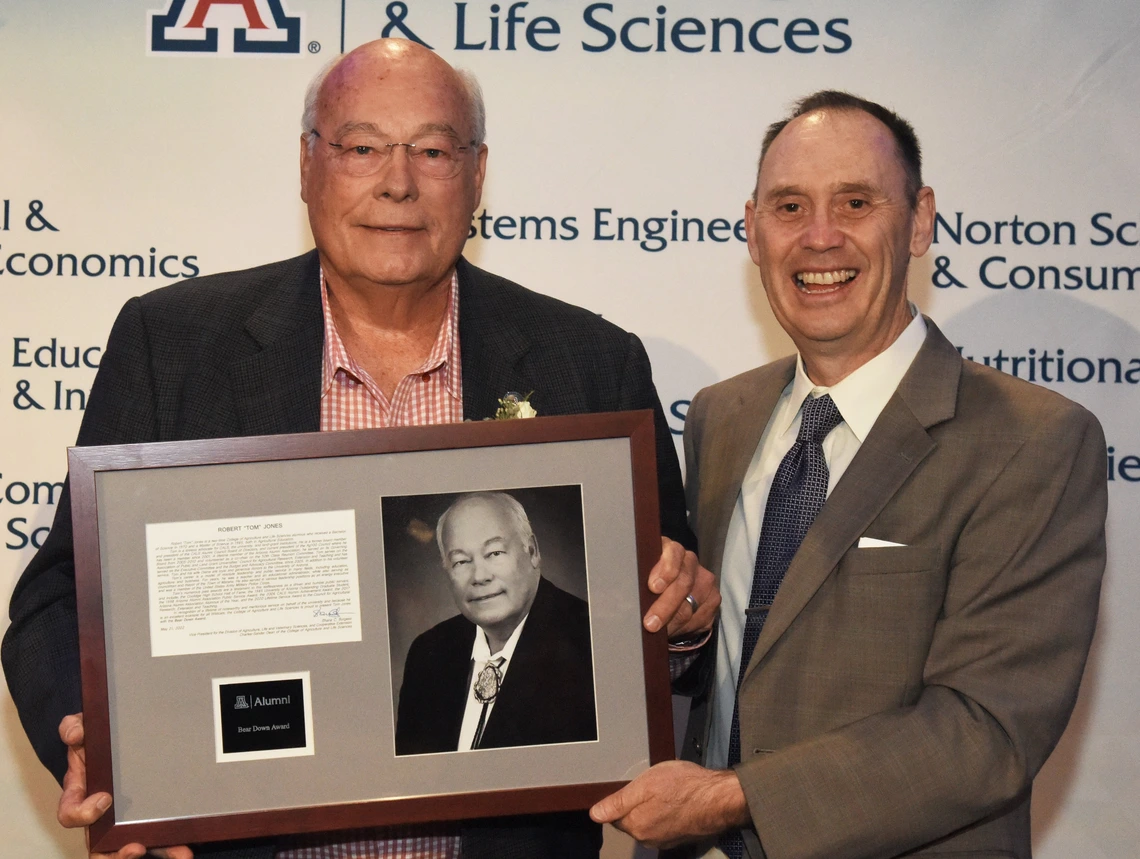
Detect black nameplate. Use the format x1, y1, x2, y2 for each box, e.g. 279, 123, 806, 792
218, 678, 307, 754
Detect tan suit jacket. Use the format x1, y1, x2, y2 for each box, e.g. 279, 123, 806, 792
680, 320, 1107, 859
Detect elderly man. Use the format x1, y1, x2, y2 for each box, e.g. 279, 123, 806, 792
3, 39, 716, 859
396, 492, 596, 755
592, 91, 1108, 859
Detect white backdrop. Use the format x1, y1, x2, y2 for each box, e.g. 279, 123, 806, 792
2, 1, 1137, 856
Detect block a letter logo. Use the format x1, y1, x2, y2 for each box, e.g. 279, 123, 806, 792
149, 0, 301, 55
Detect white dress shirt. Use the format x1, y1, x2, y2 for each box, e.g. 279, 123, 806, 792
457, 614, 529, 750
705, 311, 928, 770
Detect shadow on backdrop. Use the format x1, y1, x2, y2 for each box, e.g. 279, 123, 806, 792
943, 291, 1137, 846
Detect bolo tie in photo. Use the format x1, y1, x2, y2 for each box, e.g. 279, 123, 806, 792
470, 656, 505, 750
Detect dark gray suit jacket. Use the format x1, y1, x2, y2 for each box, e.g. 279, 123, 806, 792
3, 250, 691, 859
676, 320, 1107, 859
396, 577, 597, 756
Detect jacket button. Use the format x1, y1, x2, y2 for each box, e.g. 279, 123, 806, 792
692, 737, 702, 753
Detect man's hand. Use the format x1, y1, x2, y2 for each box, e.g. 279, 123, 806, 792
590, 760, 750, 848
57, 714, 194, 859
643, 537, 720, 638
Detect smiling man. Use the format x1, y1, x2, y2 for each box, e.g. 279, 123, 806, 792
591, 91, 1108, 859
3, 38, 714, 859
395, 492, 596, 756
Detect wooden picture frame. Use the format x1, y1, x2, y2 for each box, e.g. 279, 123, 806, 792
68, 411, 673, 852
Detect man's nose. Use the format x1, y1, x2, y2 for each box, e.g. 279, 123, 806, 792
801, 207, 845, 251
372, 145, 419, 202
470, 559, 494, 584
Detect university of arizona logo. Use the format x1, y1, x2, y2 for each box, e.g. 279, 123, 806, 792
149, 0, 302, 54
233, 695, 251, 709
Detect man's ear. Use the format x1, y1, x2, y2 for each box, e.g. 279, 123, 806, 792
526, 535, 541, 568
909, 186, 936, 257
472, 143, 488, 210
744, 198, 763, 267
300, 134, 312, 204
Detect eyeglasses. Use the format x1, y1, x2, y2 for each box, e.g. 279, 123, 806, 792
310, 129, 474, 180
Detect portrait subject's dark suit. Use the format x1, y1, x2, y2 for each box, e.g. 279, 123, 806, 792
678, 319, 1107, 859
395, 576, 597, 756
2, 250, 691, 859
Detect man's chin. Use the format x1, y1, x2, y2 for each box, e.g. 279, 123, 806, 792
462, 602, 506, 624
354, 263, 427, 286
349, 260, 457, 291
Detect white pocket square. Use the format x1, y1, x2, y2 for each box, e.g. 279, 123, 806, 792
857, 537, 907, 548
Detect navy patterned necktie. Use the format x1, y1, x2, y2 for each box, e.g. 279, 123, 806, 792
722, 393, 843, 858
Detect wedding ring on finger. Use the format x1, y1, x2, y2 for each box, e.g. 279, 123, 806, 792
685, 593, 700, 614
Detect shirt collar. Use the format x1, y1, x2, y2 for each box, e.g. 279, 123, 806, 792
319, 268, 462, 400
783, 306, 927, 442
471, 610, 529, 663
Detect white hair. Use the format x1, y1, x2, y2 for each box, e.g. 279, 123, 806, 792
456, 69, 487, 148
436, 492, 534, 560
300, 54, 344, 149
300, 54, 487, 151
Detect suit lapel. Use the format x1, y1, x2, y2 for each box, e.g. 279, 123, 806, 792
230, 251, 324, 436
481, 578, 555, 744
742, 320, 962, 678
442, 621, 478, 748
456, 258, 535, 421
703, 360, 795, 578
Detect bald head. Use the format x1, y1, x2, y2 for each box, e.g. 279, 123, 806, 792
301, 39, 485, 149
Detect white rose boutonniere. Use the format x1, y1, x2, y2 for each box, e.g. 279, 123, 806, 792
493, 391, 537, 420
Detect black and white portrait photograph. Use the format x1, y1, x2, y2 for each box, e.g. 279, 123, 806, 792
381, 485, 598, 756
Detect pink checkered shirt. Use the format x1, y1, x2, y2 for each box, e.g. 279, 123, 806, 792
275, 270, 462, 859
316, 272, 463, 431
